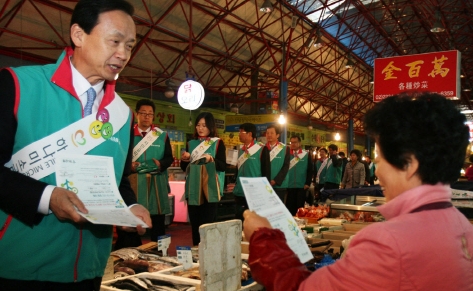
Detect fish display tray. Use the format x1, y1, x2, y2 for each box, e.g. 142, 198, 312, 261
100, 272, 200, 291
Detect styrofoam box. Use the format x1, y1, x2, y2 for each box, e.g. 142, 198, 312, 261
100, 272, 200, 291
319, 218, 348, 225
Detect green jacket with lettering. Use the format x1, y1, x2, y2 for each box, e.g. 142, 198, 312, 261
184, 138, 225, 204
325, 155, 343, 184
0, 48, 132, 283
133, 125, 171, 215
287, 150, 312, 188
233, 142, 265, 197
269, 143, 289, 189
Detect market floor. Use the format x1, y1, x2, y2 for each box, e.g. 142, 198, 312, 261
113, 223, 193, 257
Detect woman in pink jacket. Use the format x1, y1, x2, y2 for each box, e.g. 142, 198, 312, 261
243, 92, 473, 291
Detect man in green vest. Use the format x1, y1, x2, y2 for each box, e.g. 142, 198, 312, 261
0, 1, 151, 289
324, 144, 343, 190
233, 123, 271, 221
265, 124, 290, 202
314, 147, 329, 202
286, 136, 313, 215
128, 99, 173, 244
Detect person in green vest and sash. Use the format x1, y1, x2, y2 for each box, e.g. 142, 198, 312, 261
126, 99, 173, 245
324, 144, 343, 190
0, 1, 151, 289
286, 136, 313, 215
180, 112, 226, 246
314, 147, 329, 202
265, 124, 290, 202
233, 123, 271, 221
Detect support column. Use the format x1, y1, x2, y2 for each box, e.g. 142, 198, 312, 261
280, 80, 288, 144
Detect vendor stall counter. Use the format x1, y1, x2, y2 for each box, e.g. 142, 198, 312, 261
321, 185, 384, 204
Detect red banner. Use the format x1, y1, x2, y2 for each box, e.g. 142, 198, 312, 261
373, 50, 461, 102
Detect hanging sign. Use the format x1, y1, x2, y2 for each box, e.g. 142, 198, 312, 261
373, 50, 461, 102
177, 80, 205, 110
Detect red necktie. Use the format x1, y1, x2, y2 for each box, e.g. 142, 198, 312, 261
141, 132, 147, 137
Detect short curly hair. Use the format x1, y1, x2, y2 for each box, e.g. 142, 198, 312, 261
364, 92, 469, 184
350, 149, 362, 161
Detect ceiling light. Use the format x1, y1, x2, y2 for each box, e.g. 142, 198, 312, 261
431, 9, 445, 33
345, 57, 354, 69
278, 114, 286, 124
260, 0, 273, 13
306, 38, 315, 48
464, 88, 472, 92
461, 110, 473, 114
164, 80, 175, 98
230, 103, 239, 113
314, 28, 324, 49
334, 132, 341, 141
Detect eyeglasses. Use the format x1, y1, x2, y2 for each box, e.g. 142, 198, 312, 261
138, 112, 154, 118
239, 131, 247, 134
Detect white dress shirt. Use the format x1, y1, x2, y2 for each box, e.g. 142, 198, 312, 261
38, 59, 105, 214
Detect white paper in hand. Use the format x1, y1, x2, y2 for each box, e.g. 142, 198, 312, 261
240, 177, 313, 263
55, 154, 148, 227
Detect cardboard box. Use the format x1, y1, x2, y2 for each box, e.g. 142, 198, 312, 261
342, 222, 372, 232
321, 231, 354, 240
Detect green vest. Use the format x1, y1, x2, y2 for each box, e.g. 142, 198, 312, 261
369, 162, 376, 177
184, 139, 225, 204
134, 129, 170, 215
315, 159, 328, 184
269, 144, 288, 188
287, 152, 310, 188
0, 57, 131, 282
233, 143, 264, 197
325, 157, 343, 184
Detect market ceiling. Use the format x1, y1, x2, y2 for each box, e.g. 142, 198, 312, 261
1, 0, 472, 133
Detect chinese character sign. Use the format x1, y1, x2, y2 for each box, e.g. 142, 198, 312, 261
373, 50, 461, 102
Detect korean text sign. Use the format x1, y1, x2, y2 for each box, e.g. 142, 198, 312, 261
373, 50, 461, 102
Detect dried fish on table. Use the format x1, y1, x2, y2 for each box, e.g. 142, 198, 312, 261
147, 261, 179, 272
114, 265, 136, 275
115, 259, 150, 273
114, 271, 132, 279
111, 278, 147, 291
109, 277, 196, 291
171, 267, 201, 280
111, 248, 142, 261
